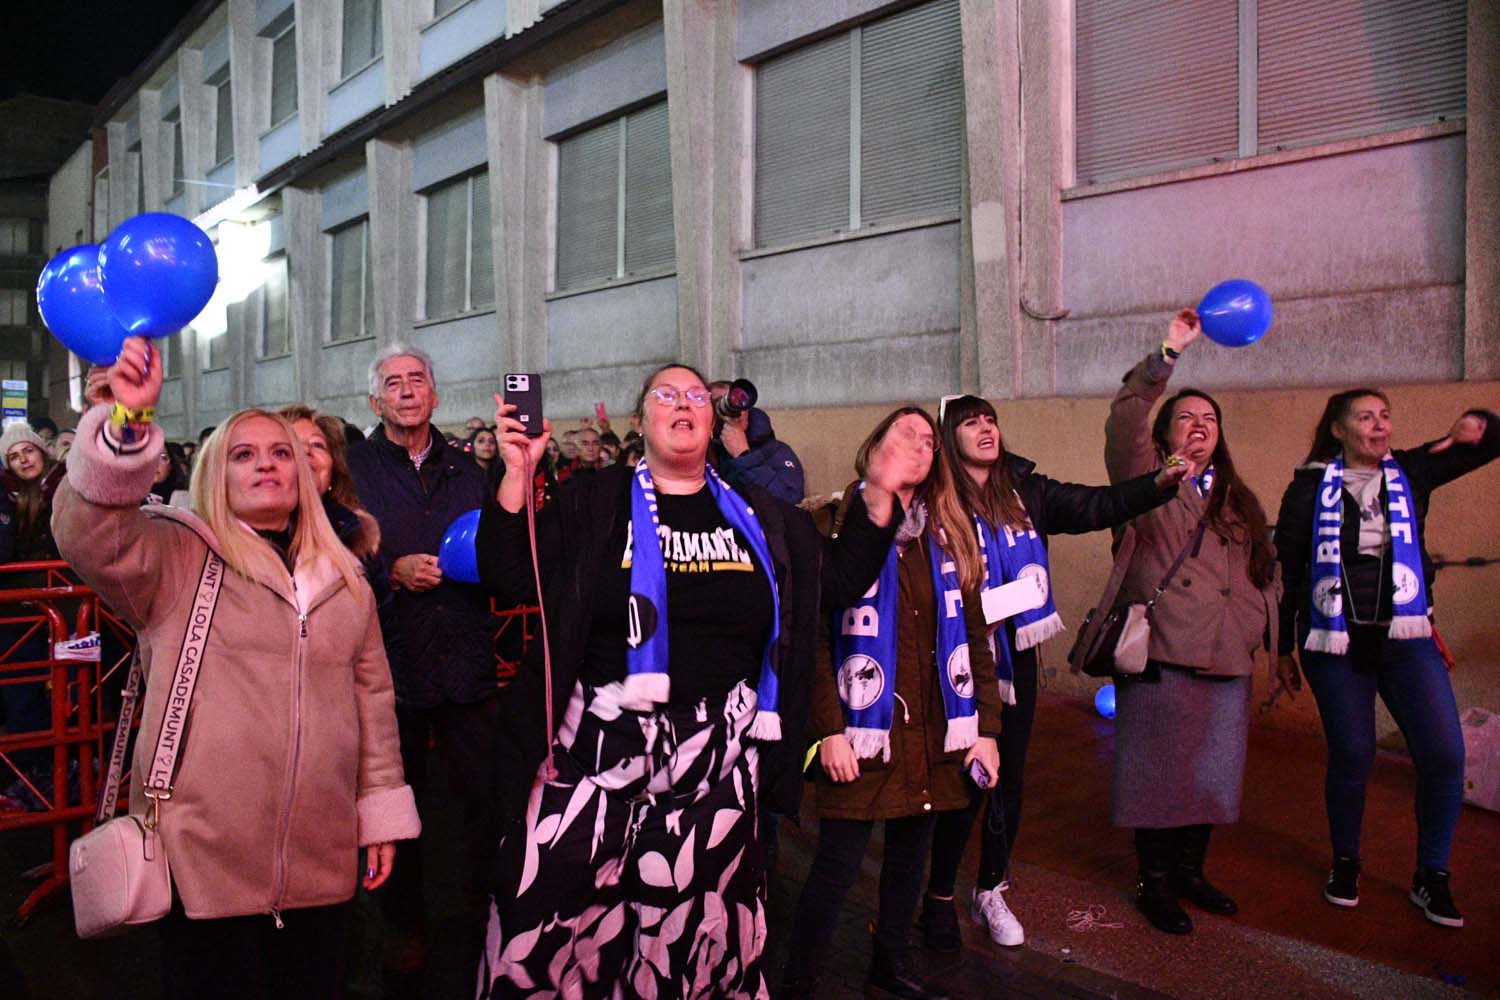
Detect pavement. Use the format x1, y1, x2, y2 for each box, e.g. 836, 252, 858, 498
3, 690, 1497, 999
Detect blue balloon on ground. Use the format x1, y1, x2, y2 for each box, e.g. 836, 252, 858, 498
99, 213, 219, 337
438, 508, 483, 584
1094, 683, 1116, 719
1196, 279, 1273, 347
35, 245, 131, 365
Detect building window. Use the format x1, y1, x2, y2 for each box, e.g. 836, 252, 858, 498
164, 331, 183, 379
93, 168, 110, 238
0, 219, 31, 256
424, 172, 493, 319
261, 255, 290, 357
203, 329, 229, 371
213, 80, 234, 166
1074, 0, 1468, 185
434, 0, 470, 17
753, 0, 963, 248
555, 100, 675, 291
163, 112, 185, 198
0, 289, 29, 326
130, 142, 145, 213
329, 219, 374, 342
341, 0, 382, 78
270, 26, 299, 126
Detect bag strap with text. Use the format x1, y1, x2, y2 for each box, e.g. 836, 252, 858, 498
95, 551, 225, 826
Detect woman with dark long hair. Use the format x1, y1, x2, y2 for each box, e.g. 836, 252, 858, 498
1102, 309, 1281, 936
920, 395, 1182, 951
781, 406, 1001, 1000
1274, 389, 1498, 927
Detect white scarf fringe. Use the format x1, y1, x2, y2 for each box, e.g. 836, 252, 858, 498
1304, 628, 1350, 655
1013, 611, 1065, 652
846, 727, 892, 763
942, 712, 979, 753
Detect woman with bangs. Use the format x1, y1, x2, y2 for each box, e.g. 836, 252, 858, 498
1103, 310, 1281, 936
781, 406, 1005, 1000
53, 337, 418, 998
920, 394, 1183, 953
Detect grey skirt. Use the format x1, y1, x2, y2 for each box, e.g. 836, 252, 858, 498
1111, 662, 1251, 828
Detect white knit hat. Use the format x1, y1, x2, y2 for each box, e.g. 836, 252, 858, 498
1, 422, 49, 467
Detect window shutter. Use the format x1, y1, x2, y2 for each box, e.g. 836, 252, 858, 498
330, 222, 364, 341
623, 101, 675, 275
263, 257, 289, 356
215, 82, 234, 165
342, 0, 380, 76
170, 120, 185, 196
271, 28, 298, 125
861, 0, 963, 227
425, 179, 468, 318
362, 222, 375, 337
1258, 0, 1466, 152
755, 32, 852, 247
470, 174, 495, 309
1074, 0, 1239, 183
435, 0, 467, 17
556, 121, 621, 290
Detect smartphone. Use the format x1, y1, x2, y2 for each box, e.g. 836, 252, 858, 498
594, 401, 608, 424
967, 758, 991, 789
504, 373, 544, 437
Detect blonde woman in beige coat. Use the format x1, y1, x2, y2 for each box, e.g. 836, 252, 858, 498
53, 337, 420, 999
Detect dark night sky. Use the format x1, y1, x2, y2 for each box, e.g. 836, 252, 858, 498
0, 0, 201, 105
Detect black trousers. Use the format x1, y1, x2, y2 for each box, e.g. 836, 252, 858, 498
929, 652, 1038, 895
783, 813, 937, 980
158, 900, 351, 1000
377, 698, 501, 948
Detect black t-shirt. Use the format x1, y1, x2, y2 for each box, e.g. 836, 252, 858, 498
584, 485, 774, 705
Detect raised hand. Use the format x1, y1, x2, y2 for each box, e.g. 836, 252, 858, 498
1164, 308, 1202, 356
1428, 412, 1487, 453
494, 396, 552, 512
107, 337, 164, 412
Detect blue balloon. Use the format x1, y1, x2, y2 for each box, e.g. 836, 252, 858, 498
438, 508, 483, 584
1196, 279, 1273, 348
35, 245, 131, 365
1094, 683, 1116, 719
99, 213, 219, 337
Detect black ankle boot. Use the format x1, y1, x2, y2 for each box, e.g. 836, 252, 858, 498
919, 893, 962, 953
1173, 824, 1238, 915
1135, 828, 1192, 935
865, 942, 951, 1000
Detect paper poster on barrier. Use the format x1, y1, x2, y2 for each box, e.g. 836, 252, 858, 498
55, 632, 102, 662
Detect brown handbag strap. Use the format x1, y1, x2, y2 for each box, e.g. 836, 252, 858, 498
1091, 515, 1207, 615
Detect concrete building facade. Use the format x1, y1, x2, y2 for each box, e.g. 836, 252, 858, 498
43, 0, 1500, 724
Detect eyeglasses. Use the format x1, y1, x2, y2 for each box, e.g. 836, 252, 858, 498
648, 385, 711, 408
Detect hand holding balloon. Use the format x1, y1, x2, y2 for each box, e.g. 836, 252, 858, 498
107, 337, 164, 412
1163, 309, 1202, 357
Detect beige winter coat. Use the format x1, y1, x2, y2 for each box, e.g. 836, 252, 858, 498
53, 405, 419, 920
1105, 355, 1280, 677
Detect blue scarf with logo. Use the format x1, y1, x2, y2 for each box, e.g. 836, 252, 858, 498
1304, 454, 1431, 655
975, 501, 1062, 706
622, 460, 783, 740
831, 500, 977, 761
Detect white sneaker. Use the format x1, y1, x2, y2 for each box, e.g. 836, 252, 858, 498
972, 883, 1025, 946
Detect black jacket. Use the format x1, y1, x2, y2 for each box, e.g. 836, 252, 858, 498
1004, 452, 1171, 546
1274, 411, 1500, 654
324, 496, 410, 702
348, 425, 495, 707
476, 463, 897, 827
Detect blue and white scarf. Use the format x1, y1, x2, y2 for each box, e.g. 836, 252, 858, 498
832, 502, 977, 761
1193, 465, 1216, 498
622, 460, 784, 740
975, 502, 1063, 706
1304, 454, 1431, 655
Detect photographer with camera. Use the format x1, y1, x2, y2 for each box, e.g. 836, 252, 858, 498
711, 379, 806, 506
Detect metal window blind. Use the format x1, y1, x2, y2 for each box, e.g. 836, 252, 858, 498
207, 331, 229, 370
342, 0, 381, 77
1258, 0, 1466, 152
754, 32, 851, 247
131, 144, 146, 212
425, 178, 468, 318
362, 222, 375, 337
436, 0, 468, 17
215, 82, 234, 165
556, 121, 621, 289
330, 222, 365, 341
263, 257, 289, 356
861, 0, 963, 227
1074, 0, 1239, 183
169, 119, 184, 196
470, 174, 495, 308
165, 330, 183, 377
623, 101, 676, 275
93, 172, 109, 238
271, 28, 298, 125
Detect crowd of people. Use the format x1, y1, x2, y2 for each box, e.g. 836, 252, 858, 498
0, 307, 1494, 999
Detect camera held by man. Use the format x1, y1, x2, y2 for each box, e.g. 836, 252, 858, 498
710, 378, 806, 506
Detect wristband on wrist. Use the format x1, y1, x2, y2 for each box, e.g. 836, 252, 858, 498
1161, 341, 1182, 361
109, 403, 155, 431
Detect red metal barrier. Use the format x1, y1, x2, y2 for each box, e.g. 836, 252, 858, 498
492, 601, 540, 683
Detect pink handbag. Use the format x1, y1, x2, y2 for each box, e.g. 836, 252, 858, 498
70, 553, 223, 939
